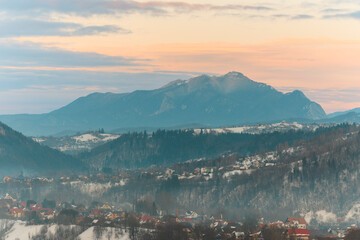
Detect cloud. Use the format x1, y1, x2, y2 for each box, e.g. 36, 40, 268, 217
0, 68, 194, 89
0, 41, 141, 67
0, 19, 130, 37
135, 1, 272, 12
271, 14, 290, 18
0, 68, 194, 114
321, 8, 346, 13
267, 14, 314, 20
324, 11, 360, 19
291, 14, 314, 20
1, 0, 273, 17
71, 25, 131, 35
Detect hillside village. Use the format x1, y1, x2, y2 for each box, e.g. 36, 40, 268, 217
0, 191, 358, 239
1, 124, 360, 239
1, 151, 360, 240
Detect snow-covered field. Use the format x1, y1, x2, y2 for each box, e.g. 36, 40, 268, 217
73, 133, 100, 142
0, 220, 131, 240
0, 220, 80, 240
78, 227, 130, 240
73, 133, 120, 143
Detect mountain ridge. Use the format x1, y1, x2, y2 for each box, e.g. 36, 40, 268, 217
0, 72, 326, 136
327, 107, 360, 118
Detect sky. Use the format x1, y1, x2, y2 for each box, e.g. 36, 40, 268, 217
1, 0, 360, 114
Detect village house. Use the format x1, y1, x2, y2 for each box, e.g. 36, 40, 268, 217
285, 217, 307, 229
0, 199, 14, 209
185, 210, 199, 219
4, 193, 16, 202
3, 177, 12, 183
90, 209, 104, 218
101, 204, 112, 210
200, 167, 213, 175
106, 212, 121, 221
9, 207, 24, 218
286, 228, 311, 240
140, 215, 157, 225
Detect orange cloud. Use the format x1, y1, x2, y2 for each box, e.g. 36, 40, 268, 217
8, 38, 360, 113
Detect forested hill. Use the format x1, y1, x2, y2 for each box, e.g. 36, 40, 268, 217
0, 122, 84, 176
166, 124, 360, 220
47, 124, 360, 222
79, 126, 343, 170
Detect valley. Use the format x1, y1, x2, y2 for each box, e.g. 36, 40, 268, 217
0, 73, 360, 239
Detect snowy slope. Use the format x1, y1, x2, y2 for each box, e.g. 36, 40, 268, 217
78, 227, 130, 240
1, 221, 80, 240
0, 221, 130, 240
33, 132, 121, 154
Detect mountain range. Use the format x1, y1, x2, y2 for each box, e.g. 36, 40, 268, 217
327, 107, 360, 118
0, 72, 326, 136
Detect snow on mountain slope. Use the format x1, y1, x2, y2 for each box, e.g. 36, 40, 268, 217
33, 132, 120, 154
100, 133, 121, 141
73, 133, 100, 142
194, 122, 317, 135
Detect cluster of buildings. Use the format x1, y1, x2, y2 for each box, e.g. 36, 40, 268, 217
258, 217, 311, 240
0, 194, 55, 220
0, 192, 357, 240
258, 217, 351, 240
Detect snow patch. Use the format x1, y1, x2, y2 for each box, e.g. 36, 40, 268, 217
32, 137, 45, 143
114, 179, 127, 187
315, 210, 337, 223
223, 169, 253, 178
2, 221, 78, 240
78, 226, 130, 240
65, 181, 112, 196
73, 134, 99, 142
345, 203, 360, 222
100, 134, 120, 141
305, 210, 337, 224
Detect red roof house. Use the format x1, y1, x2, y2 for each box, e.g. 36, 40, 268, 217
287, 229, 310, 240
285, 217, 307, 229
